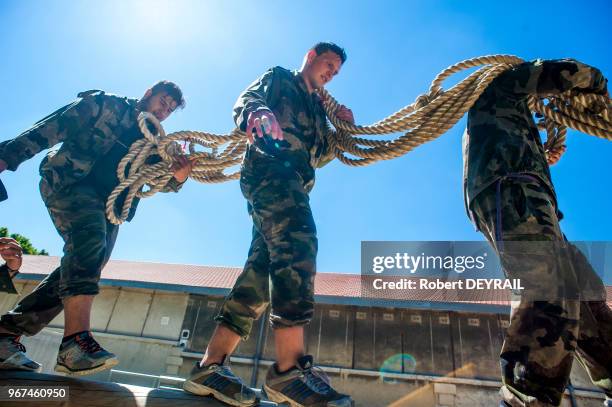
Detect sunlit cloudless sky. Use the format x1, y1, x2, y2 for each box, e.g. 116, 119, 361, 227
1, 0, 610, 273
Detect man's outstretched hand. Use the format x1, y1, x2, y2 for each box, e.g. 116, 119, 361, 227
336, 104, 355, 124
246, 109, 283, 144
171, 155, 193, 183
547, 145, 566, 166
0, 237, 22, 276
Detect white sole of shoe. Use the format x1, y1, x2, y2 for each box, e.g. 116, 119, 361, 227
263, 384, 303, 407
183, 379, 256, 407
0, 362, 42, 373
54, 356, 119, 376
263, 384, 354, 407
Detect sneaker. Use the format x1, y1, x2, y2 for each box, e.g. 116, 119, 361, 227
55, 331, 118, 376
263, 355, 353, 407
0, 335, 41, 372
183, 359, 257, 406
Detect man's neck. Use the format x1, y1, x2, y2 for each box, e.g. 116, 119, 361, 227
298, 71, 315, 94
135, 99, 144, 113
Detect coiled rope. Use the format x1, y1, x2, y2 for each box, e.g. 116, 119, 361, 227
106, 54, 611, 224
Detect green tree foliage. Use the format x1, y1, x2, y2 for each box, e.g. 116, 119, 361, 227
0, 227, 49, 255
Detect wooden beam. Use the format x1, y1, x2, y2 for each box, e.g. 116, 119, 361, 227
0, 370, 276, 406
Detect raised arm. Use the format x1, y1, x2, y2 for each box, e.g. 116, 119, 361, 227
0, 95, 101, 172
497, 58, 608, 98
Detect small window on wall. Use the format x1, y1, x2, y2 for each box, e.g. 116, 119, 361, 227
438, 315, 450, 325
356, 312, 367, 320
383, 313, 394, 322
207, 301, 217, 309
329, 310, 340, 318
500, 319, 510, 329
468, 318, 480, 327
410, 314, 422, 324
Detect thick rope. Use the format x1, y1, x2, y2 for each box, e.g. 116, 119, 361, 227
106, 55, 611, 224
105, 114, 247, 224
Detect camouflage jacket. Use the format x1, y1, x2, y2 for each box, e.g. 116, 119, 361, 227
0, 90, 183, 200
233, 67, 334, 192
463, 59, 607, 215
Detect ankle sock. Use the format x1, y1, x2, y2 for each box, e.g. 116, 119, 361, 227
200, 354, 226, 369
62, 330, 89, 343
274, 363, 294, 375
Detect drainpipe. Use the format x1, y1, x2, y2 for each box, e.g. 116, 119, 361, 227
567, 379, 578, 407
250, 310, 268, 387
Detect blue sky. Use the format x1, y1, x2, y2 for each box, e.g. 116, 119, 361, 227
0, 0, 610, 274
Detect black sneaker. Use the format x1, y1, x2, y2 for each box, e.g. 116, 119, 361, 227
55, 331, 118, 376
0, 335, 41, 371
183, 359, 257, 406
263, 355, 353, 407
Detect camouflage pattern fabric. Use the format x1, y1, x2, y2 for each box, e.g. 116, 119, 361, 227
463, 59, 608, 220
216, 68, 329, 338
1, 90, 135, 191
0, 264, 18, 294
0, 90, 183, 197
0, 180, 118, 336
472, 179, 612, 406
465, 59, 611, 406
0, 89, 182, 336
233, 66, 334, 192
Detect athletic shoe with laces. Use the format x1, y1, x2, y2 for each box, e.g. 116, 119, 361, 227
263, 355, 354, 407
0, 335, 41, 371
55, 331, 118, 376
183, 358, 257, 406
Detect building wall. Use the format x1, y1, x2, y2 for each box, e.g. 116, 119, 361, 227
179, 293, 605, 401
0, 282, 189, 379
45, 286, 189, 341
0, 281, 39, 314
0, 283, 606, 406
180, 295, 508, 380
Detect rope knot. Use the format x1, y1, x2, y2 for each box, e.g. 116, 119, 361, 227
414, 88, 443, 110
164, 141, 185, 159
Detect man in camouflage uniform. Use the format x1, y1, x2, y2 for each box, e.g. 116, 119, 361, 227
183, 43, 355, 407
0, 81, 192, 375
463, 59, 612, 406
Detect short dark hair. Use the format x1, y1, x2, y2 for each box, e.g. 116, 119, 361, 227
150, 80, 186, 109
311, 42, 347, 64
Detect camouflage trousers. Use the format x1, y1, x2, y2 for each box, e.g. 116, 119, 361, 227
215, 162, 317, 339
470, 175, 612, 406
0, 179, 118, 336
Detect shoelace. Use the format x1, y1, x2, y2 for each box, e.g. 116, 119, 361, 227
216, 365, 238, 379
11, 336, 26, 353
214, 365, 252, 396
75, 335, 103, 353
302, 366, 333, 394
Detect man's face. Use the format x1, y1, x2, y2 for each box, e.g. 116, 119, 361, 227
143, 90, 178, 122
304, 51, 343, 90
